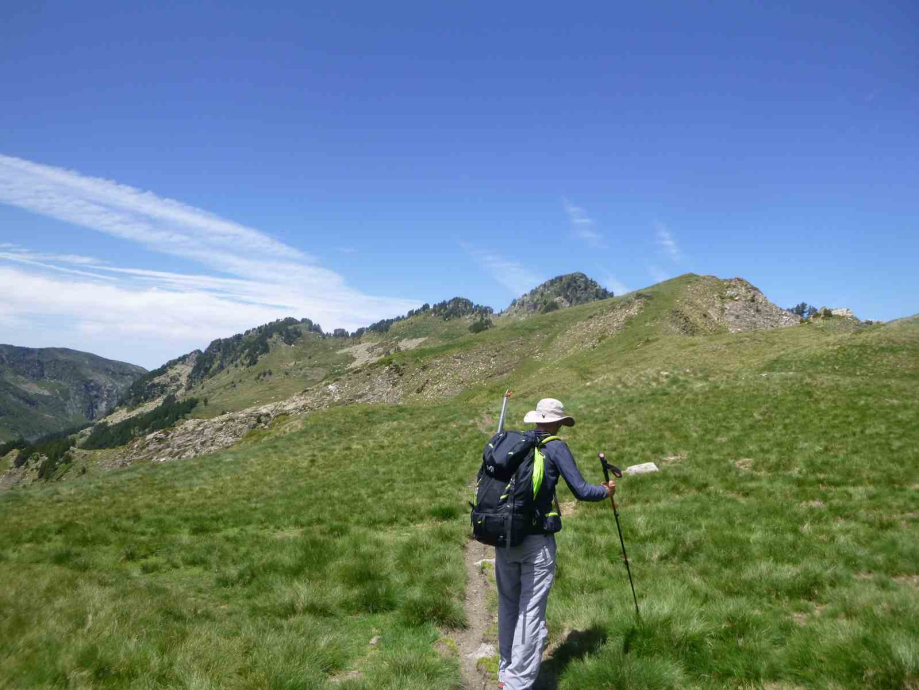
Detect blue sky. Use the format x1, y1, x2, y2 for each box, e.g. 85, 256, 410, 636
1, 1, 917, 368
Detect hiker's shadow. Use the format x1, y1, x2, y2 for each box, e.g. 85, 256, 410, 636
534, 627, 608, 690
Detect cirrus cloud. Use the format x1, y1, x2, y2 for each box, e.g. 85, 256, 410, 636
0, 154, 420, 368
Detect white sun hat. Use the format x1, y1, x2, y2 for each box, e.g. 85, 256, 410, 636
523, 398, 576, 427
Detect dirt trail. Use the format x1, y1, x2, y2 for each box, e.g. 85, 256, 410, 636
455, 539, 500, 690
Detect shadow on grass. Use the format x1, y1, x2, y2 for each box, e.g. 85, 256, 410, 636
535, 626, 608, 690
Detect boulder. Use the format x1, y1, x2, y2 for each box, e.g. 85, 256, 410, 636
624, 462, 659, 475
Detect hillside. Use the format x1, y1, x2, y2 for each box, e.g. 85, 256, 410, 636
1, 273, 915, 689
1, 274, 813, 480
0, 345, 146, 442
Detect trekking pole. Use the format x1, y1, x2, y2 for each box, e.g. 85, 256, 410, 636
496, 389, 512, 433
599, 452, 641, 620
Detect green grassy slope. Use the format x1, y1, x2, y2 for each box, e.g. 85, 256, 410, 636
1, 276, 916, 689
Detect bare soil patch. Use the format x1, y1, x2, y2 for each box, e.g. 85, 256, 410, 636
893, 575, 919, 586
340, 337, 429, 369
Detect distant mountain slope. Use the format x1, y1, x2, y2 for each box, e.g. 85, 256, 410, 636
887, 313, 919, 327
0, 345, 146, 441
505, 272, 612, 316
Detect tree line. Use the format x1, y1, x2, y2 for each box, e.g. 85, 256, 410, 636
354, 297, 494, 337
188, 317, 318, 386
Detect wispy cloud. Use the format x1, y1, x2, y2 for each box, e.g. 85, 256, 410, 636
0, 155, 304, 274
563, 198, 607, 249
461, 243, 541, 298
0, 248, 116, 280
0, 154, 420, 367
648, 265, 670, 283
654, 221, 681, 261
603, 274, 632, 296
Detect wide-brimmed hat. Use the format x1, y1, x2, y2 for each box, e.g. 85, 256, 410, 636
523, 398, 575, 427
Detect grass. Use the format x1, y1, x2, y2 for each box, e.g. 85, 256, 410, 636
2, 277, 917, 688
0, 402, 478, 689
183, 334, 355, 418
546, 370, 918, 689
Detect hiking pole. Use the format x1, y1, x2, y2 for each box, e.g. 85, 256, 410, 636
496, 389, 512, 433
599, 452, 641, 620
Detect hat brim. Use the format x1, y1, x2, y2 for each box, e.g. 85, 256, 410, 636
524, 411, 576, 427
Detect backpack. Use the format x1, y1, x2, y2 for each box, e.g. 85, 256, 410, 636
470, 430, 563, 547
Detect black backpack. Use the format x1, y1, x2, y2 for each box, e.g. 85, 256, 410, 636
470, 430, 562, 547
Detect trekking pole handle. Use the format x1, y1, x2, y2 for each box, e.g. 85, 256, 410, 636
597, 452, 623, 480
496, 389, 512, 434
598, 452, 623, 512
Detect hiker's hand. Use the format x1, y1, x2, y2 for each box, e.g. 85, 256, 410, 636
602, 481, 616, 497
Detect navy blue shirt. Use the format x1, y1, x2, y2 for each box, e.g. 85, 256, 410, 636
536, 433, 607, 502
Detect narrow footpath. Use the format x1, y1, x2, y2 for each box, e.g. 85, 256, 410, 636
455, 539, 500, 690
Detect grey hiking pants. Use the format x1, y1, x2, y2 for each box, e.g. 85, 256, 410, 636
495, 533, 557, 690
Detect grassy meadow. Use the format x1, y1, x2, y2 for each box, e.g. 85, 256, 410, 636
1, 277, 917, 689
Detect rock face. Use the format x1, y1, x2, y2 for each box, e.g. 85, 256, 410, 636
506, 273, 612, 317
0, 345, 146, 441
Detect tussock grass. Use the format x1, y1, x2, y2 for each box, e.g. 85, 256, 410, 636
0, 404, 478, 688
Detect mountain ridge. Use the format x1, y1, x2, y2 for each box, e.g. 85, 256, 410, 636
0, 272, 837, 486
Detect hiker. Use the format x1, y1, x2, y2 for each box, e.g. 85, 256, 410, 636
496, 398, 615, 690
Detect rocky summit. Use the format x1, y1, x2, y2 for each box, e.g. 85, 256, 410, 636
505, 272, 613, 316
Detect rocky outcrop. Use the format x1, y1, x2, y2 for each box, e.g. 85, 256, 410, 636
0, 450, 41, 490
721, 279, 802, 331
672, 276, 801, 335
830, 308, 855, 318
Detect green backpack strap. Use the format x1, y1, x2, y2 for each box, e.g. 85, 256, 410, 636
533, 436, 563, 516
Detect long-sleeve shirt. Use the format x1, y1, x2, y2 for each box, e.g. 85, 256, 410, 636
535, 432, 607, 502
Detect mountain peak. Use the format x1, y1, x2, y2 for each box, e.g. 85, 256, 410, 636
506, 272, 612, 316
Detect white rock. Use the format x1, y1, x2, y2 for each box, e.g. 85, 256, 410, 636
831, 307, 855, 318
474, 558, 495, 568
466, 643, 496, 660
624, 462, 659, 475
